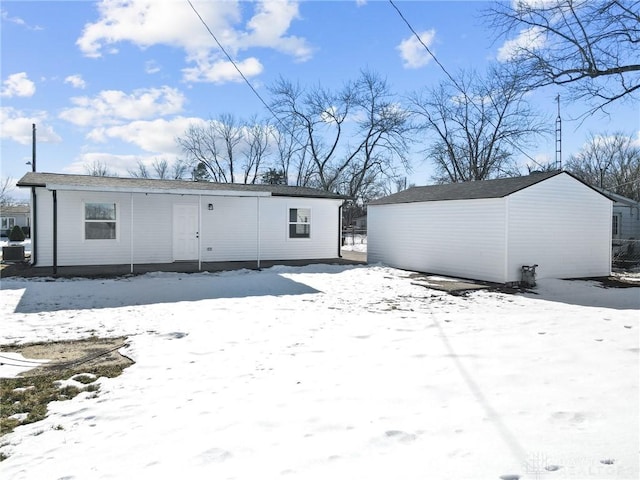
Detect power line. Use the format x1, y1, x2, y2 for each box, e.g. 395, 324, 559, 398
388, 0, 548, 171
185, 0, 296, 141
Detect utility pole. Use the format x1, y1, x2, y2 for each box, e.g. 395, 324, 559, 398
555, 95, 562, 170
27, 124, 36, 172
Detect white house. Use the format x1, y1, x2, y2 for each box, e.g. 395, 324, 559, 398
1, 204, 30, 237
17, 172, 347, 272
367, 171, 613, 284
605, 190, 640, 241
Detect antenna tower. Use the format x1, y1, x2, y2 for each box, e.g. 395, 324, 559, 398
555, 95, 562, 170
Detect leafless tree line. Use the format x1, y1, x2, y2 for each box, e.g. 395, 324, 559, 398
86, 0, 638, 204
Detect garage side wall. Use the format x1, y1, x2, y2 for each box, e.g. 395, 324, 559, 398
368, 198, 507, 282
507, 174, 612, 281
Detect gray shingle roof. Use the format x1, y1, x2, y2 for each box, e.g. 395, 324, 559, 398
0, 204, 29, 214
17, 172, 348, 200
368, 171, 589, 205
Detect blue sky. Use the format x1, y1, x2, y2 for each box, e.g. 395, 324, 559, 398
2, 0, 639, 198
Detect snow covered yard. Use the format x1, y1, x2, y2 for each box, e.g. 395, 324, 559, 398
0, 264, 638, 480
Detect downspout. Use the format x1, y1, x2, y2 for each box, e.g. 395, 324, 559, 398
30, 124, 37, 265
256, 196, 261, 269
338, 202, 343, 258
130, 193, 134, 274
52, 190, 57, 276
198, 195, 202, 271
31, 187, 37, 265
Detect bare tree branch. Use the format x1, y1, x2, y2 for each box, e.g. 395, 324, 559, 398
487, 0, 640, 114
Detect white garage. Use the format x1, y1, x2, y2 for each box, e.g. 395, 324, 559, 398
367, 171, 612, 284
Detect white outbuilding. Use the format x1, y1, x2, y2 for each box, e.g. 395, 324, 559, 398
17, 172, 347, 274
367, 171, 613, 284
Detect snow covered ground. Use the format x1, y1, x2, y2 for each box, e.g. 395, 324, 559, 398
0, 264, 638, 479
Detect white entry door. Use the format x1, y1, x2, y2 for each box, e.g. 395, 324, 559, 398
173, 204, 199, 261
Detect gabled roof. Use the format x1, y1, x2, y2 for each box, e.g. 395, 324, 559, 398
368, 171, 609, 205
0, 204, 29, 215
17, 172, 348, 200
592, 187, 639, 207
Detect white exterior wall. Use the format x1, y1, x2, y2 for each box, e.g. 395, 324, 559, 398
506, 174, 612, 281
258, 197, 342, 260
32, 188, 54, 266
368, 198, 507, 283
56, 190, 134, 266
31, 189, 341, 267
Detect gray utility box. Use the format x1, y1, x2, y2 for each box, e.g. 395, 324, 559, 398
2, 245, 25, 262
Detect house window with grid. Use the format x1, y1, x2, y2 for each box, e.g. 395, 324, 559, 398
85, 203, 117, 240
289, 208, 310, 239
1, 217, 16, 231
612, 214, 621, 239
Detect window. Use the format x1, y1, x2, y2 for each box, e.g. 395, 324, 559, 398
612, 214, 621, 239
289, 208, 310, 238
85, 203, 117, 240
1, 217, 15, 230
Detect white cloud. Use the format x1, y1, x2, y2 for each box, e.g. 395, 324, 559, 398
0, 107, 61, 144
59, 86, 186, 126
76, 0, 311, 83
397, 29, 436, 69
87, 116, 207, 153
64, 74, 87, 89
239, 0, 312, 61
1, 72, 36, 98
1, 9, 43, 30
182, 57, 263, 83
497, 26, 546, 62
145, 60, 161, 74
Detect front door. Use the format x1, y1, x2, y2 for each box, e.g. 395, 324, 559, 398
173, 204, 199, 261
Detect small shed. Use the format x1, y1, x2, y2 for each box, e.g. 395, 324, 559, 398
1, 204, 30, 237
367, 171, 612, 284
17, 172, 347, 272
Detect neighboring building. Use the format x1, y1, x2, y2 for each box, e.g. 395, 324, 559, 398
353, 214, 367, 230
17, 172, 347, 271
1, 204, 30, 237
367, 171, 612, 284
603, 190, 640, 240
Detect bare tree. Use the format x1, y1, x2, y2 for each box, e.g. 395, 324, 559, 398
0, 177, 15, 206
128, 158, 188, 180
487, 0, 640, 112
84, 160, 111, 176
272, 119, 314, 186
128, 160, 150, 178
242, 118, 271, 184
177, 114, 271, 183
565, 131, 640, 200
409, 66, 547, 183
268, 70, 411, 198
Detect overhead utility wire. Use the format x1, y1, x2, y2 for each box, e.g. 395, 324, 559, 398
388, 0, 547, 171
185, 0, 297, 143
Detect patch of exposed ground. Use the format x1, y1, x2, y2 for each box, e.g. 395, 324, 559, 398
0, 337, 134, 444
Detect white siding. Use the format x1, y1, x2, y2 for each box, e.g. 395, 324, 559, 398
258, 197, 342, 260
32, 188, 54, 266
56, 191, 133, 266
200, 196, 258, 261
368, 198, 507, 283
32, 190, 341, 267
507, 174, 612, 281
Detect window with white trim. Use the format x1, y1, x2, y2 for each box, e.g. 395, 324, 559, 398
1, 217, 16, 231
612, 214, 621, 239
85, 203, 117, 240
289, 208, 310, 239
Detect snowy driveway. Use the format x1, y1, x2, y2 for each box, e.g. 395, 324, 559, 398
1, 264, 638, 479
